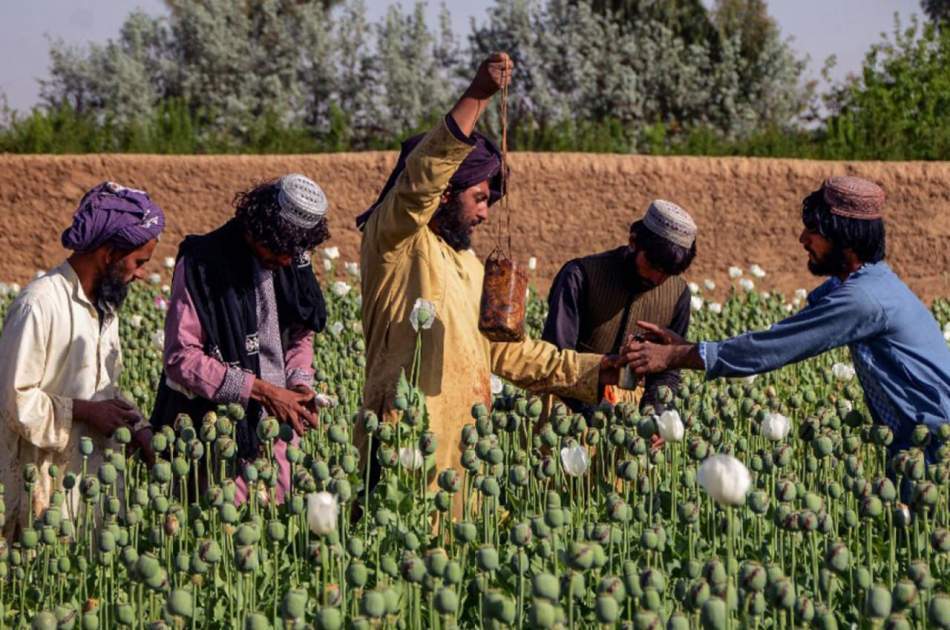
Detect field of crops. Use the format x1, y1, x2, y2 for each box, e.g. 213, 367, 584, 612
1, 258, 949, 629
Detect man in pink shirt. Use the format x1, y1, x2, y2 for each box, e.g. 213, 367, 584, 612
150, 174, 330, 502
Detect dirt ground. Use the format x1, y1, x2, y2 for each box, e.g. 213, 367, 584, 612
0, 152, 948, 303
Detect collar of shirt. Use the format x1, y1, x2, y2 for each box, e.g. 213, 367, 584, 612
60, 261, 111, 326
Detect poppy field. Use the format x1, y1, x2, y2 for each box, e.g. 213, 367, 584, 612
1, 258, 949, 629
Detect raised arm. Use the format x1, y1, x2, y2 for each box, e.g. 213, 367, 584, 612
367, 53, 513, 252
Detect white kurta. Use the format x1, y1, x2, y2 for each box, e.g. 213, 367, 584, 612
0, 262, 122, 536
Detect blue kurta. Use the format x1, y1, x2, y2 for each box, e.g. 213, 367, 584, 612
700, 262, 950, 451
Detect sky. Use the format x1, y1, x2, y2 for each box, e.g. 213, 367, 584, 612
0, 0, 922, 114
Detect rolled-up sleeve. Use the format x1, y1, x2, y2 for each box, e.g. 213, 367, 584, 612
284, 324, 315, 389
703, 282, 886, 379
164, 259, 254, 405
0, 300, 72, 451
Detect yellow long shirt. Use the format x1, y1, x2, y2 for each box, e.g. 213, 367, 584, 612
358, 118, 602, 484
0, 262, 121, 536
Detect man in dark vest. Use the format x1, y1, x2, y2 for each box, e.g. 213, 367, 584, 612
542, 199, 697, 415
150, 174, 330, 503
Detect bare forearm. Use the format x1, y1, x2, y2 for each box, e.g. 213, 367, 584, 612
671, 344, 705, 370
449, 86, 492, 137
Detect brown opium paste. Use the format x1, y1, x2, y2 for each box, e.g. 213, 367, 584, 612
479, 253, 528, 342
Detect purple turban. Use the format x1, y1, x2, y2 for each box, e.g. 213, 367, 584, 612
356, 128, 505, 230
61, 181, 166, 253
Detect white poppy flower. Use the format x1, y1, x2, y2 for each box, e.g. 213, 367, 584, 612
306, 491, 339, 535
795, 288, 808, 301
322, 259, 333, 272
688, 282, 700, 294
738, 278, 755, 292
344, 262, 360, 278
760, 412, 790, 441
728, 266, 743, 279
409, 298, 436, 332
328, 321, 344, 337
708, 302, 723, 315
698, 455, 752, 506
792, 298, 802, 308
148, 273, 161, 285
162, 284, 170, 294
151, 330, 165, 351
163, 257, 176, 270
690, 295, 704, 312
321, 247, 340, 261
129, 315, 144, 329
330, 281, 351, 297
749, 264, 766, 279
832, 363, 856, 382
527, 257, 538, 271
784, 304, 794, 313
10, 283, 20, 294
560, 444, 590, 476
398, 447, 424, 470
0, 283, 9, 296
761, 292, 770, 300
490, 374, 503, 395
704, 279, 716, 291
840, 399, 854, 413
656, 410, 685, 442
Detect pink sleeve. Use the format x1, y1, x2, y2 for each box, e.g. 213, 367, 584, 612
284, 324, 315, 389
164, 258, 255, 405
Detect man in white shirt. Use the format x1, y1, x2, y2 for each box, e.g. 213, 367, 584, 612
0, 181, 165, 535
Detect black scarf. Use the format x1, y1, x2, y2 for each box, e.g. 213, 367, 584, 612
150, 219, 327, 458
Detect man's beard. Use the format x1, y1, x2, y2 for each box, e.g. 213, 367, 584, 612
807, 246, 850, 277
432, 199, 475, 251
97, 263, 130, 316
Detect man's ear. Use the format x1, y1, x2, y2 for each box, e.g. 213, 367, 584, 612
440, 189, 452, 207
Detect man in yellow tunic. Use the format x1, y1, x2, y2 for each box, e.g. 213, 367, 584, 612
0, 182, 163, 536
355, 53, 628, 503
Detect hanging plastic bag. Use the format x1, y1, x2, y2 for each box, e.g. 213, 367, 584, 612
479, 250, 528, 342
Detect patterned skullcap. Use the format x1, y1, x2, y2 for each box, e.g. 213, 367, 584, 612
821, 176, 885, 220
277, 174, 328, 229
641, 199, 697, 248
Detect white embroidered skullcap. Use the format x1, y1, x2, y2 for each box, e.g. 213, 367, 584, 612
642, 199, 697, 248
277, 174, 328, 229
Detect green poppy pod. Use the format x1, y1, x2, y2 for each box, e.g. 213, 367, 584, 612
242, 612, 270, 630
78, 437, 94, 457
739, 561, 767, 592
20, 528, 39, 549
824, 541, 851, 574
235, 545, 259, 573
865, 584, 892, 619
928, 593, 950, 628
256, 417, 280, 442
198, 540, 222, 564
932, 528, 950, 553
592, 595, 618, 624
794, 595, 815, 624
843, 508, 859, 528
281, 588, 307, 620
527, 599, 555, 628
532, 573, 560, 601
345, 560, 369, 587
510, 522, 532, 547
31, 611, 58, 630
114, 603, 134, 627
215, 437, 237, 460
700, 596, 727, 630
873, 478, 897, 502
892, 579, 918, 610
854, 567, 872, 590
360, 590, 386, 619
98, 530, 116, 553
480, 476, 500, 497
441, 559, 462, 585
166, 589, 193, 619
908, 560, 934, 591
151, 461, 172, 483
860, 496, 883, 519
234, 524, 260, 546
476, 545, 499, 572
476, 416, 494, 437
313, 608, 342, 630
266, 520, 286, 542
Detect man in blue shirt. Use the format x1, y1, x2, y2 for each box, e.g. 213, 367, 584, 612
627, 176, 950, 454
